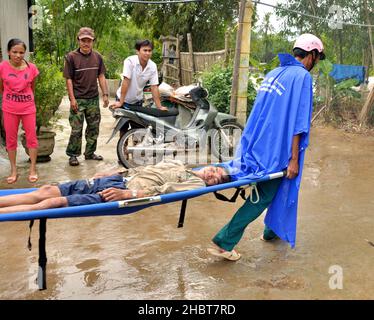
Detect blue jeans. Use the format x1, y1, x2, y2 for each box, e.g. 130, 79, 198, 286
58, 175, 126, 206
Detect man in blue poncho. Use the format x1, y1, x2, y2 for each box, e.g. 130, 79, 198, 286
208, 34, 325, 261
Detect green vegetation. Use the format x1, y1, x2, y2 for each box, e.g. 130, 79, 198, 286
201, 63, 256, 117
32, 54, 66, 134
315, 59, 363, 126
30, 0, 374, 127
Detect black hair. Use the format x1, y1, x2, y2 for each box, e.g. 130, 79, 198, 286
292, 47, 309, 59
7, 38, 27, 52
293, 47, 320, 60
135, 39, 154, 51
7, 38, 29, 67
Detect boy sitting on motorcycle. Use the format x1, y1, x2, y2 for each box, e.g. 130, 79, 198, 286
110, 39, 167, 111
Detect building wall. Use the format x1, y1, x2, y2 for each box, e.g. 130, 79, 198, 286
0, 0, 30, 61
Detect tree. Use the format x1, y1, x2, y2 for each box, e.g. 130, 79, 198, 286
34, 0, 128, 66
261, 13, 275, 62
275, 0, 373, 66
129, 0, 239, 51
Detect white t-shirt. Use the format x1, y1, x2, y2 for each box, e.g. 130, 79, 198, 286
116, 55, 159, 104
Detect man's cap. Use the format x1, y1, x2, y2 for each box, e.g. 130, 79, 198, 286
77, 27, 95, 40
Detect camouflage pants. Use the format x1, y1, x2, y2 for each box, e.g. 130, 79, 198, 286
66, 97, 101, 157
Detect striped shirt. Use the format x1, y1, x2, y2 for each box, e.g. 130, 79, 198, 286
63, 48, 106, 99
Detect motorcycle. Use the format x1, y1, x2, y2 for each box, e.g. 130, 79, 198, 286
107, 85, 243, 168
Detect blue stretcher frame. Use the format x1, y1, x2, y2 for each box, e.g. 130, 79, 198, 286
0, 171, 285, 222
0, 171, 286, 290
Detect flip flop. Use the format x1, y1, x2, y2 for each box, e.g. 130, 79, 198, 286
6, 175, 18, 184
28, 174, 39, 183
207, 247, 241, 261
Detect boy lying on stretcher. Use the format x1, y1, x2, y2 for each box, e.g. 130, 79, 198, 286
0, 160, 230, 214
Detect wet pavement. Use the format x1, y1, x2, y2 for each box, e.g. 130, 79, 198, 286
0, 98, 373, 299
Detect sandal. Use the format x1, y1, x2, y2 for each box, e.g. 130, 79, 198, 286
84, 153, 103, 161
69, 156, 79, 166
28, 174, 39, 183
6, 174, 18, 184
207, 247, 241, 261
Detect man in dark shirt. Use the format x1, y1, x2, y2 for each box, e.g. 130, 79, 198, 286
63, 27, 109, 166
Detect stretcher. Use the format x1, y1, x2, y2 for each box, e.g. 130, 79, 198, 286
0, 171, 285, 290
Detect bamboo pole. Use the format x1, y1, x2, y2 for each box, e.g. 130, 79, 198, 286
224, 31, 229, 67
359, 87, 374, 126
176, 34, 182, 86
236, 0, 253, 126
229, 0, 246, 116
187, 33, 195, 83
364, 0, 374, 70
359, 0, 374, 124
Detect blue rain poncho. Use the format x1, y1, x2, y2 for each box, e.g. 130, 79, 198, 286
223, 53, 313, 248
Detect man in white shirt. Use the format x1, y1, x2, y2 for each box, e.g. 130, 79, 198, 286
111, 40, 167, 111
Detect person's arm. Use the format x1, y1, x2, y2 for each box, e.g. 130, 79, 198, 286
63, 55, 78, 113
150, 85, 167, 111
99, 176, 206, 201
0, 65, 3, 94
31, 64, 39, 94
66, 79, 78, 113
98, 73, 109, 108
98, 188, 145, 202
31, 79, 36, 94
92, 168, 127, 179
287, 134, 300, 179
97, 55, 108, 108
110, 77, 130, 109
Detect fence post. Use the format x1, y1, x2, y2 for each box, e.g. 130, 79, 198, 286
187, 33, 195, 83
224, 31, 230, 67
177, 34, 182, 86
359, 86, 374, 126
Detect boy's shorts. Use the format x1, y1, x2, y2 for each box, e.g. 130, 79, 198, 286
58, 175, 126, 206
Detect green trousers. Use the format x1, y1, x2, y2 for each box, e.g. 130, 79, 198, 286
212, 178, 282, 251
66, 97, 100, 157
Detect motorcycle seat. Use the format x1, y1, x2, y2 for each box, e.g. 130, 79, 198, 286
125, 104, 179, 117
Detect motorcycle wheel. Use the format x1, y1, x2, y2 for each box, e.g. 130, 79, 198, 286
211, 121, 243, 162
117, 128, 157, 168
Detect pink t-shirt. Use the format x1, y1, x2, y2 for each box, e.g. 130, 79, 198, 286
0, 60, 39, 115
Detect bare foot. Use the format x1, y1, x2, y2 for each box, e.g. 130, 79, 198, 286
28, 173, 39, 183
6, 174, 18, 184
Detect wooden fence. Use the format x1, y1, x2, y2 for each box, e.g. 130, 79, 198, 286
161, 33, 229, 86
179, 49, 226, 85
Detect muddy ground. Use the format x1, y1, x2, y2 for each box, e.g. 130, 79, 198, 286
0, 99, 373, 299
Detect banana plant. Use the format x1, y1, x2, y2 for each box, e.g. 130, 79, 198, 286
313, 59, 361, 123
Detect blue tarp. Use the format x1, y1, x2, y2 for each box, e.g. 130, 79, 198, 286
329, 64, 365, 84
223, 53, 314, 248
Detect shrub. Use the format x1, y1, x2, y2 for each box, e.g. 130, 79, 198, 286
201, 63, 256, 117
32, 54, 66, 134
314, 59, 362, 125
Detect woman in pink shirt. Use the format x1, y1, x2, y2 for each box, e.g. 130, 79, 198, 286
0, 39, 39, 184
